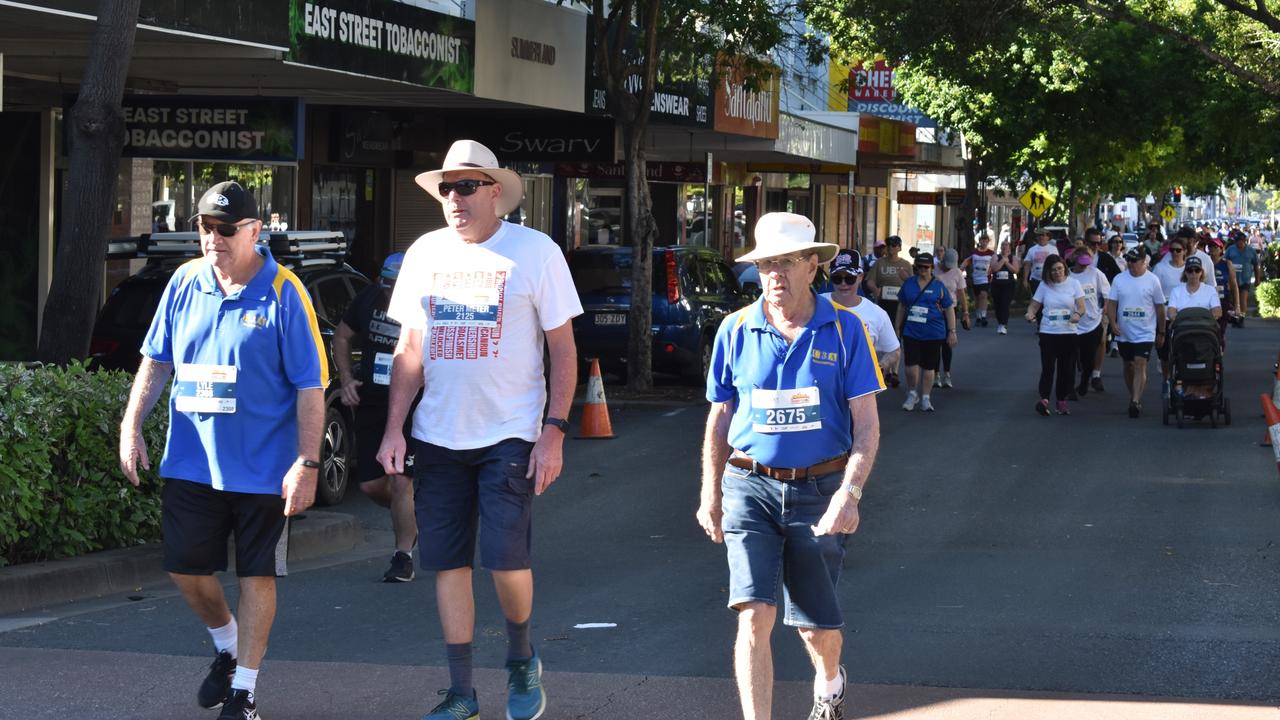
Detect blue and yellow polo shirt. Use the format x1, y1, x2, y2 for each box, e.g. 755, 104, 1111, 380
141, 246, 328, 495
707, 293, 885, 469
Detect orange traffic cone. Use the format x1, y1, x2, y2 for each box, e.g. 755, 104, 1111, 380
1263, 396, 1280, 474
578, 358, 615, 439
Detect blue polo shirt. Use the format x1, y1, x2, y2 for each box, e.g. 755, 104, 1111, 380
897, 277, 953, 341
707, 293, 885, 468
141, 247, 328, 495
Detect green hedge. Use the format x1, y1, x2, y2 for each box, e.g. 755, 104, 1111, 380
0, 362, 167, 566
1258, 279, 1280, 319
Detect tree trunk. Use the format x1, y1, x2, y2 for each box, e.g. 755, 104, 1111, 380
623, 122, 657, 391
37, 0, 142, 364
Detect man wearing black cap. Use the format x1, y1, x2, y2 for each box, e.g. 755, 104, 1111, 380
1105, 247, 1166, 418
119, 180, 328, 720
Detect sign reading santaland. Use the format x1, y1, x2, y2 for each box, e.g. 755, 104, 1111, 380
289, 0, 474, 92
714, 57, 780, 139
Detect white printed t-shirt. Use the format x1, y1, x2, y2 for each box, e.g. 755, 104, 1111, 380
1166, 283, 1221, 314
822, 293, 901, 355
1151, 259, 1186, 300
1032, 277, 1085, 335
1070, 266, 1110, 334
1023, 243, 1056, 282
1106, 270, 1166, 343
388, 221, 583, 450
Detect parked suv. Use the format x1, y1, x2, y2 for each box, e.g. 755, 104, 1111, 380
90, 231, 368, 506
567, 245, 751, 379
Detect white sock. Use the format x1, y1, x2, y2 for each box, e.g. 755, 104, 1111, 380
1091, 370, 1101, 378
208, 618, 237, 658
815, 670, 844, 699
231, 665, 259, 695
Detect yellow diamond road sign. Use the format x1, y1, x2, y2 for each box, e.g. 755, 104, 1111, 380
1161, 205, 1176, 222
1019, 182, 1055, 218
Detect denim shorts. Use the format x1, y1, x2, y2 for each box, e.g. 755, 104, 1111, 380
413, 438, 535, 572
721, 462, 850, 629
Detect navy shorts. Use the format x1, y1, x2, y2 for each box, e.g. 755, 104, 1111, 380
161, 479, 289, 577
721, 463, 849, 629
1118, 341, 1153, 362
354, 404, 414, 484
413, 438, 536, 572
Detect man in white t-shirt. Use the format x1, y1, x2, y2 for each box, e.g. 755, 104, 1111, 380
824, 249, 901, 377
1105, 247, 1166, 419
378, 140, 582, 720
1021, 228, 1056, 295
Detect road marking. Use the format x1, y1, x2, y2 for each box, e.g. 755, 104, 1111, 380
574, 622, 618, 629
662, 408, 686, 417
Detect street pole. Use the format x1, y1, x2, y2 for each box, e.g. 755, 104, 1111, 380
704, 151, 712, 251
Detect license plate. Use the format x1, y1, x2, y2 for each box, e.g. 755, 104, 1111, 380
594, 313, 626, 325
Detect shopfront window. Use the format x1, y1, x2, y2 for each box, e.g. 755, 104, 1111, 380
566, 178, 624, 248
149, 161, 296, 232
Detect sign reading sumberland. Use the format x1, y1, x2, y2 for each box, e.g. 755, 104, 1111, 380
288, 0, 475, 92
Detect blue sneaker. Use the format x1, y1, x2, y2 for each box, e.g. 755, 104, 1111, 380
505, 654, 546, 720
423, 689, 479, 720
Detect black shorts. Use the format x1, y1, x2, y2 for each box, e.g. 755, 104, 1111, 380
354, 404, 414, 484
161, 479, 288, 577
902, 336, 943, 371
1117, 341, 1153, 362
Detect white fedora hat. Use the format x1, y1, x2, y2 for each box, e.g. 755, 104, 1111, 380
736, 212, 838, 264
415, 140, 524, 217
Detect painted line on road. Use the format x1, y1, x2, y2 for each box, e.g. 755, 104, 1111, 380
662, 408, 686, 417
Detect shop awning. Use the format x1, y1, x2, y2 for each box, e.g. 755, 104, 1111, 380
644, 111, 857, 169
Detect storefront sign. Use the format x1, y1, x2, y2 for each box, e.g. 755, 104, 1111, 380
714, 57, 779, 139
858, 115, 916, 158
585, 24, 711, 128
475, 0, 585, 112
842, 59, 936, 129
89, 95, 302, 162
396, 113, 614, 162
556, 161, 706, 183
26, 1, 290, 47
288, 0, 474, 93
774, 113, 855, 166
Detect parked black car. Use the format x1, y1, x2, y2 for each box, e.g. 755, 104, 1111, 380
90, 231, 368, 506
567, 245, 751, 380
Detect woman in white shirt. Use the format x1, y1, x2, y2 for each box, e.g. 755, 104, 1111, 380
1069, 251, 1110, 398
1165, 256, 1222, 320
1026, 255, 1086, 416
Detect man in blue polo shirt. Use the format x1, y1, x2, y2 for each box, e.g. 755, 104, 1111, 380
697, 212, 884, 720
119, 181, 327, 720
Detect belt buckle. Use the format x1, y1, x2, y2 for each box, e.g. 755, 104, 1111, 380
786, 467, 799, 482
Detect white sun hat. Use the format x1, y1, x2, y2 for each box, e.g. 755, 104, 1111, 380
736, 212, 839, 264
415, 140, 525, 217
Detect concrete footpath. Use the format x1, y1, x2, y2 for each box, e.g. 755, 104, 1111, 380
0, 510, 361, 615
1, 645, 1276, 720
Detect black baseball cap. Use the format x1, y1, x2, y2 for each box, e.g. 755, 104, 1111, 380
830, 249, 862, 276
192, 181, 259, 223
886, 235, 903, 247
1123, 247, 1144, 263
1185, 256, 1203, 271
914, 252, 935, 266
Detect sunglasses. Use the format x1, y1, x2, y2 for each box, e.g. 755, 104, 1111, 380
831, 274, 859, 285
198, 220, 254, 238
438, 179, 497, 197
1186, 267, 1203, 273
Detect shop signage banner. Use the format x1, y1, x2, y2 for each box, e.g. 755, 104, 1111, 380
25, 1, 289, 47
845, 59, 936, 129
475, 0, 585, 112
555, 161, 706, 183
858, 115, 916, 158
714, 56, 780, 139
585, 24, 711, 128
396, 113, 615, 162
287, 0, 475, 93
88, 95, 302, 162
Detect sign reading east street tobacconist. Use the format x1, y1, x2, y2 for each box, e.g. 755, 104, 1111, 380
289, 0, 475, 93
106, 96, 302, 162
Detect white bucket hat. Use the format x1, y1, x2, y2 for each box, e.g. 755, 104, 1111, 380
736, 212, 839, 264
415, 140, 524, 217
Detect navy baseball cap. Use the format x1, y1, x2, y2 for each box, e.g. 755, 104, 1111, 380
192, 181, 259, 223
830, 249, 862, 276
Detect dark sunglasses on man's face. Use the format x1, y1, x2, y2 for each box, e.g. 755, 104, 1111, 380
831, 274, 859, 285
439, 179, 497, 197
1186, 267, 1203, 274
199, 221, 252, 238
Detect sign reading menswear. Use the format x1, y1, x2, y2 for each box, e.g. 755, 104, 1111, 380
585, 24, 711, 127
714, 56, 780, 139
289, 0, 475, 92
90, 96, 302, 162
475, 0, 585, 112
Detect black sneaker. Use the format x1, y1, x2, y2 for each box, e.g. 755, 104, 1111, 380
382, 551, 415, 583
1075, 383, 1088, 399
198, 651, 236, 708
1090, 377, 1105, 393
1035, 400, 1050, 416
217, 689, 259, 720
1128, 401, 1141, 418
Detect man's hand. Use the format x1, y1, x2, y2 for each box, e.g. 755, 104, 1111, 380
282, 463, 317, 516
812, 492, 861, 536
377, 431, 408, 476
339, 378, 362, 407
1155, 331, 1166, 348
119, 428, 150, 487
526, 428, 564, 496
696, 496, 724, 543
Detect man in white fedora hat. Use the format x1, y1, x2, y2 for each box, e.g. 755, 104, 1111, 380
377, 139, 582, 720
697, 212, 884, 720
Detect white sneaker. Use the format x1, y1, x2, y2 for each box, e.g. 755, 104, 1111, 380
933, 374, 943, 388
921, 396, 935, 412
902, 391, 919, 411
940, 372, 953, 388
997, 324, 1008, 335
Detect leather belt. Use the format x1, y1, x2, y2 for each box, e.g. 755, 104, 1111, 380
728, 453, 848, 482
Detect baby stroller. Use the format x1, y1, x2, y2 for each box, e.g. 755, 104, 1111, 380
1163, 307, 1230, 428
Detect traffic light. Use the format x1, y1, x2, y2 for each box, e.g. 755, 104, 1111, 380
1173, 187, 1182, 204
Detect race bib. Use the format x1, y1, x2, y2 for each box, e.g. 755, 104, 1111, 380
751, 387, 821, 433
881, 285, 900, 301
1042, 308, 1072, 333
373, 352, 393, 386
429, 289, 500, 327
1121, 306, 1148, 320
174, 364, 237, 414
1217, 284, 1226, 298
907, 305, 930, 324
995, 270, 1010, 280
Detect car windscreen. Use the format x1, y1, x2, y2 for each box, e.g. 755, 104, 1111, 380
98, 281, 165, 330
568, 251, 666, 295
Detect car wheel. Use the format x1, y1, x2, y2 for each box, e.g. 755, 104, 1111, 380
317, 404, 351, 506
685, 333, 714, 382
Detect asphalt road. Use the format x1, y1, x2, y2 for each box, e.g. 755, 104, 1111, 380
4, 314, 1280, 708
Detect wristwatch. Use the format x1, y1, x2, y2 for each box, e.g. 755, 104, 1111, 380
843, 483, 864, 501
297, 457, 321, 469
543, 417, 570, 433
